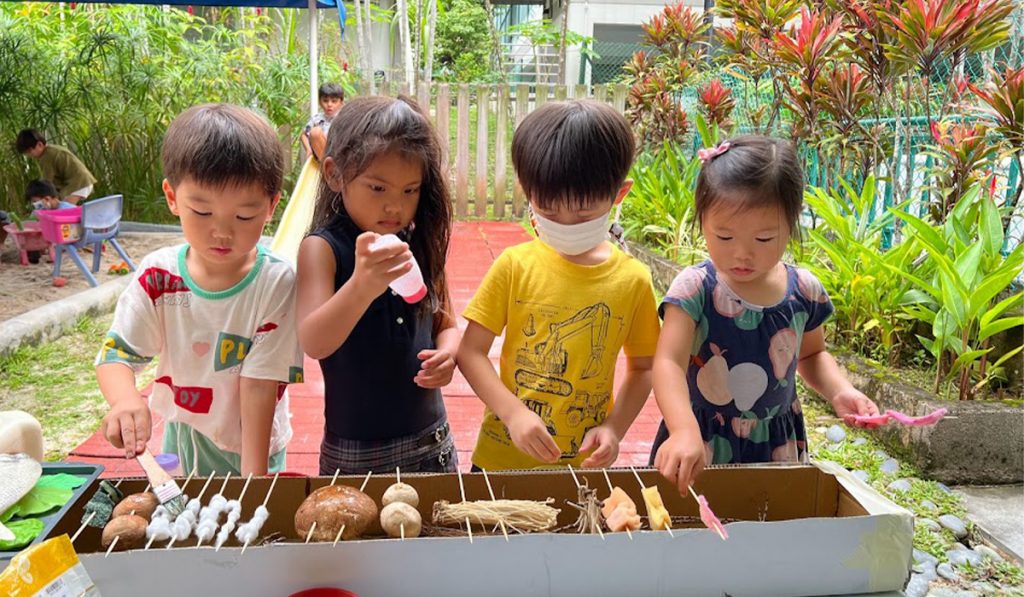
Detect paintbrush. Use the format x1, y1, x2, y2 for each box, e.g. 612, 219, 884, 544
136, 449, 186, 517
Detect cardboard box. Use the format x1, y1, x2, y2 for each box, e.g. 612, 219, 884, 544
49, 461, 912, 597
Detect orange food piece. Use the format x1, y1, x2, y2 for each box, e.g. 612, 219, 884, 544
601, 486, 636, 519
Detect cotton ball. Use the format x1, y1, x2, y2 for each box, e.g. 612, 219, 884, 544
146, 518, 173, 541
195, 520, 217, 543
209, 495, 227, 511
215, 522, 236, 548
253, 505, 269, 522
235, 522, 259, 544
226, 500, 241, 513
178, 510, 197, 528
172, 518, 191, 542
382, 483, 420, 508
186, 499, 201, 515
226, 510, 241, 524
153, 505, 169, 520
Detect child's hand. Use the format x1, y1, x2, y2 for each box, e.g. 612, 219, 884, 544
653, 432, 706, 495
833, 388, 883, 428
415, 349, 455, 388
352, 232, 413, 298
580, 424, 620, 468
101, 392, 152, 459
506, 407, 561, 463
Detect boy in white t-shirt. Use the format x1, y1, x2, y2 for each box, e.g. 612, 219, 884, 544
96, 104, 304, 476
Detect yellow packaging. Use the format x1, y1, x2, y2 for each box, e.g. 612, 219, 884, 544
0, 535, 99, 596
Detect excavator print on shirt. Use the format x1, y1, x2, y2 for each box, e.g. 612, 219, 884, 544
514, 302, 611, 396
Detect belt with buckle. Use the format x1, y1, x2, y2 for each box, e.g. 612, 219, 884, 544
417, 422, 449, 448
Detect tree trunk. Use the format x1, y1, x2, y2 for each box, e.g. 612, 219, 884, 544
559, 0, 571, 85
413, 0, 421, 82
353, 0, 369, 91
397, 0, 414, 87
364, 0, 376, 93
481, 0, 507, 83
424, 0, 437, 83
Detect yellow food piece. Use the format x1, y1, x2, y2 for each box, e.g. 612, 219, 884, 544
641, 485, 672, 531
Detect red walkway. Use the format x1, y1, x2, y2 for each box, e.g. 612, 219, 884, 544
68, 221, 661, 477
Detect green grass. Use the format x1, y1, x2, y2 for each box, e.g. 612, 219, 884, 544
0, 314, 158, 461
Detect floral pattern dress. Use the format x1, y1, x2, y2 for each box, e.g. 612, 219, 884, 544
649, 261, 834, 465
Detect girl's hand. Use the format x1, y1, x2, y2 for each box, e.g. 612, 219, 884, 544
653, 432, 706, 495
351, 232, 413, 298
506, 407, 561, 463
415, 349, 455, 388
580, 425, 620, 468
833, 388, 883, 428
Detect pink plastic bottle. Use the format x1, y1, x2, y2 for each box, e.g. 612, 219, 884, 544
371, 234, 427, 304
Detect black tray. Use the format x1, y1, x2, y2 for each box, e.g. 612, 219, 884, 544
0, 461, 104, 565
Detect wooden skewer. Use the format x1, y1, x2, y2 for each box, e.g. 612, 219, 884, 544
105, 507, 138, 557
629, 466, 645, 490
396, 466, 406, 541
602, 468, 633, 540
214, 476, 252, 553
195, 472, 217, 503
237, 473, 254, 503
72, 479, 127, 545
196, 472, 232, 548
333, 470, 372, 546
262, 472, 281, 508
480, 469, 509, 542
241, 473, 281, 555
456, 466, 473, 543
567, 465, 603, 540
71, 511, 96, 544
630, 466, 674, 538
301, 471, 337, 544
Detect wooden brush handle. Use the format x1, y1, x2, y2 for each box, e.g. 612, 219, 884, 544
136, 450, 172, 486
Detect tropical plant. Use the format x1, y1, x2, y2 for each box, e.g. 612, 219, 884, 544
967, 64, 1024, 206
621, 141, 705, 263
433, 0, 494, 82
773, 7, 844, 142
697, 80, 737, 133
926, 120, 995, 219
882, 0, 1015, 125
892, 186, 1024, 400
623, 3, 709, 149
0, 3, 351, 221
801, 176, 923, 362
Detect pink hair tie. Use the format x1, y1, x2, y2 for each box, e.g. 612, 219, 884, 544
697, 142, 731, 164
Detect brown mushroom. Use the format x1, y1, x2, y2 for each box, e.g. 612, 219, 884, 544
295, 485, 378, 541
112, 492, 159, 521
101, 514, 148, 550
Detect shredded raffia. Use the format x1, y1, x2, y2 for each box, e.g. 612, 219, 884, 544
432, 499, 560, 533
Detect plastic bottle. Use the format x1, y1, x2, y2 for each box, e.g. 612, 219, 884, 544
370, 234, 427, 304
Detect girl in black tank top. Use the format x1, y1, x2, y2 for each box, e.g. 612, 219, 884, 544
295, 96, 459, 474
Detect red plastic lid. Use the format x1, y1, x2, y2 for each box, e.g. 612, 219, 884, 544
288, 589, 359, 597
402, 284, 428, 304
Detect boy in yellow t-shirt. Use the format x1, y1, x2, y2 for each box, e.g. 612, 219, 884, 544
457, 100, 660, 471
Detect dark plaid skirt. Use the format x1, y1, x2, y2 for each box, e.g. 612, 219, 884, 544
319, 416, 458, 475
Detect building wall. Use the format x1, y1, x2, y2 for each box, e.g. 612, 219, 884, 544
562, 0, 704, 85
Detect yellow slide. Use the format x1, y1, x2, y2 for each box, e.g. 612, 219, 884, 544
270, 157, 321, 265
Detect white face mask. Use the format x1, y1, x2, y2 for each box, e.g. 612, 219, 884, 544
532, 208, 612, 256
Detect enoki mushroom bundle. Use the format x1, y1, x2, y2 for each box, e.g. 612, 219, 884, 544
433, 499, 560, 533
